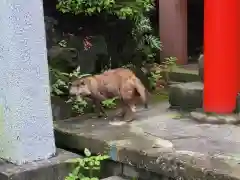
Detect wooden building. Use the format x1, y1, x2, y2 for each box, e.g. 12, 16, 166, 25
159, 0, 203, 64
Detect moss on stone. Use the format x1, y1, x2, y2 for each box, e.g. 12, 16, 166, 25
150, 90, 169, 104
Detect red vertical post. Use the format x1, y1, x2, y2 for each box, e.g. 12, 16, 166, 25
204, 0, 238, 113
238, 1, 240, 93
159, 0, 188, 64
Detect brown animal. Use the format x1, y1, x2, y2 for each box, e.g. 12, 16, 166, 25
69, 68, 149, 122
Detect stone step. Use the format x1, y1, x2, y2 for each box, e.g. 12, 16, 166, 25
166, 64, 200, 82
54, 103, 240, 180
169, 82, 240, 111
101, 176, 127, 180
169, 82, 203, 110
0, 149, 80, 180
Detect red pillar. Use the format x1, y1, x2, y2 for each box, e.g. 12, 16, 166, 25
159, 0, 188, 64
238, 1, 240, 93
203, 0, 238, 113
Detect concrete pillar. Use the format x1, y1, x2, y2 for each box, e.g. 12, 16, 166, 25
159, 0, 188, 64
0, 0, 56, 164
203, 0, 238, 113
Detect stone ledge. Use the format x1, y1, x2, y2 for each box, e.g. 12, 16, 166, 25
190, 110, 240, 125
165, 65, 200, 83
54, 111, 240, 180
0, 148, 80, 180
101, 160, 165, 180
168, 72, 200, 83
101, 176, 127, 180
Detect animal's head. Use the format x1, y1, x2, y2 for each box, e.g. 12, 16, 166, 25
69, 78, 92, 98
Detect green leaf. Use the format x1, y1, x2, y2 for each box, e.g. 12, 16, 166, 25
92, 166, 100, 170
83, 166, 90, 170
82, 177, 91, 180
65, 173, 78, 180
88, 161, 94, 166
94, 160, 100, 166
72, 166, 80, 176
90, 178, 99, 180
79, 159, 85, 167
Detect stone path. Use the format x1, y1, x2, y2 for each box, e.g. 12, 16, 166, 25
54, 102, 240, 180
101, 176, 127, 180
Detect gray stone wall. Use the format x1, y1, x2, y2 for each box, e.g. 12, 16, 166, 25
101, 160, 170, 180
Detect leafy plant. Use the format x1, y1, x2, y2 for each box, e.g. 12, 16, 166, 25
148, 70, 162, 90
50, 65, 90, 113
57, 0, 154, 18
49, 66, 70, 96
56, 0, 161, 66
102, 97, 117, 109
161, 56, 177, 84
132, 15, 162, 63
162, 56, 177, 72
65, 148, 109, 180
67, 97, 89, 114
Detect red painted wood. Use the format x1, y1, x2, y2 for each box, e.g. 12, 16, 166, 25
203, 0, 238, 113
159, 0, 188, 64
238, 1, 240, 93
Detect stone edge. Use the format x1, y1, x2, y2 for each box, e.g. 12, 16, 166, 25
55, 129, 240, 180
190, 110, 240, 125
0, 148, 80, 180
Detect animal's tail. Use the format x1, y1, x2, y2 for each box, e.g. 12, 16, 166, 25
134, 77, 149, 108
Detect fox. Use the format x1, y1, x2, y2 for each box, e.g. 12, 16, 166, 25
69, 68, 149, 122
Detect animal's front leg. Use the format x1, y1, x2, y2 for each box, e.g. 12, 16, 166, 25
121, 101, 136, 122
94, 100, 108, 118
115, 100, 125, 117
91, 91, 108, 118
122, 104, 135, 122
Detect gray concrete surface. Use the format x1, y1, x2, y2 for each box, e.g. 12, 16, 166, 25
101, 160, 165, 180
0, 0, 56, 164
54, 102, 240, 180
0, 149, 80, 180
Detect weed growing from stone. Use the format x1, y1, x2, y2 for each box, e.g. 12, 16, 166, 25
65, 148, 109, 180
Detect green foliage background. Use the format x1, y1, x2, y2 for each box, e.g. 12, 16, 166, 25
56, 0, 162, 66
49, 0, 164, 114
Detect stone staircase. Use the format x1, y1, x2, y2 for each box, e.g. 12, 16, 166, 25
167, 63, 203, 110
167, 64, 200, 82
168, 64, 240, 112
